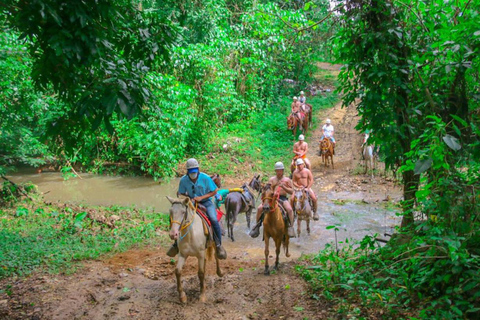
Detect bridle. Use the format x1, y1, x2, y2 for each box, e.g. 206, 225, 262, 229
170, 200, 196, 241
261, 187, 280, 213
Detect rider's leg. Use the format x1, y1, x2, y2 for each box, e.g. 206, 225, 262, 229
282, 200, 296, 238
249, 204, 264, 238
309, 189, 319, 220
304, 157, 311, 170
204, 200, 227, 259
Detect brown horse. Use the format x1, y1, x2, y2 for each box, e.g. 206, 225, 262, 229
261, 184, 291, 275
287, 112, 308, 137
303, 103, 313, 125
320, 137, 334, 169
292, 188, 312, 236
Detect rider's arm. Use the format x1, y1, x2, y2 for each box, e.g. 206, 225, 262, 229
194, 188, 218, 202
307, 171, 314, 189
281, 181, 294, 195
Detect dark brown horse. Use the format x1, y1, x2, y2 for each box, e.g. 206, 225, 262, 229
224, 175, 262, 242
303, 103, 313, 125
261, 184, 290, 275
287, 112, 308, 137
320, 137, 334, 169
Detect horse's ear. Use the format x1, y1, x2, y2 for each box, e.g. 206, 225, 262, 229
166, 196, 175, 204
256, 174, 260, 180
182, 197, 190, 206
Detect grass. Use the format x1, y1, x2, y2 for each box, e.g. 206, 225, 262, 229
0, 200, 170, 279
197, 93, 338, 180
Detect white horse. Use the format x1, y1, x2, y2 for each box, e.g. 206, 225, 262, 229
167, 196, 223, 304
292, 188, 312, 237
362, 133, 376, 178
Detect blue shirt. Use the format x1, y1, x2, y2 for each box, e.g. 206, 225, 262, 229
178, 172, 217, 202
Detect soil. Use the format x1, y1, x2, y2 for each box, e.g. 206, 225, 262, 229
0, 64, 402, 320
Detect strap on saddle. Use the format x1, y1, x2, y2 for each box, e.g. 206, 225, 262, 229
196, 207, 213, 243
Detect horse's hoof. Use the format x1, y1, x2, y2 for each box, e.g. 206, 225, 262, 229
217, 270, 224, 277
264, 270, 270, 276
180, 292, 187, 304
286, 252, 291, 258
199, 294, 206, 303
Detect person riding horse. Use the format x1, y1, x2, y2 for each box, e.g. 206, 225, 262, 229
167, 158, 227, 260
292, 158, 319, 221
291, 134, 311, 170
249, 162, 296, 238
299, 91, 306, 105
291, 96, 305, 124
321, 118, 336, 154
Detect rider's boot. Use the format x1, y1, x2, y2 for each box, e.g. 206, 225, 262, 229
287, 217, 296, 238
214, 236, 227, 260
249, 213, 264, 238
166, 241, 179, 257
312, 202, 320, 221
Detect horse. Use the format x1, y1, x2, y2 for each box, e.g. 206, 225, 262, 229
303, 103, 313, 124
320, 137, 334, 169
362, 134, 376, 178
224, 174, 261, 242
292, 188, 312, 236
166, 196, 223, 304
261, 184, 291, 275
287, 113, 301, 137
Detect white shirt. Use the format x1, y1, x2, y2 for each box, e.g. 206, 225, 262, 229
322, 124, 334, 138
299, 96, 306, 103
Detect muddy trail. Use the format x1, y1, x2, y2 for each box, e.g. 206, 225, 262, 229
1, 66, 402, 320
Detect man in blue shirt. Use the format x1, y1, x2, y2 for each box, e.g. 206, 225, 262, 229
167, 158, 227, 259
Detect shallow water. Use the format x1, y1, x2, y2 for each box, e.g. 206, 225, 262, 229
9, 169, 401, 259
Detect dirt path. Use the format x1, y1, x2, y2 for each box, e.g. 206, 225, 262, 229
0, 65, 402, 320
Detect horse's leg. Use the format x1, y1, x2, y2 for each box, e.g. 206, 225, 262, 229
246, 208, 252, 230
264, 235, 270, 275
226, 208, 231, 240
274, 237, 282, 271
198, 252, 206, 303
307, 219, 311, 235
285, 233, 291, 258
230, 211, 237, 242
331, 154, 334, 170
297, 218, 301, 238
175, 254, 187, 304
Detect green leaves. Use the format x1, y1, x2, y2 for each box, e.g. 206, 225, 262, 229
442, 134, 461, 151
414, 158, 433, 175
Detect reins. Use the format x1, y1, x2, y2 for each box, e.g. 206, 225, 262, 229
170, 200, 197, 241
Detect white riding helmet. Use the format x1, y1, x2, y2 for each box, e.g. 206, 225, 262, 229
295, 158, 305, 166
300, 91, 304, 95
274, 162, 285, 170
326, 118, 331, 124
299, 134, 305, 141
186, 158, 199, 170
293, 96, 298, 100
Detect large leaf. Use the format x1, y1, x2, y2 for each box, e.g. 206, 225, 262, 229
443, 134, 461, 151
414, 158, 433, 175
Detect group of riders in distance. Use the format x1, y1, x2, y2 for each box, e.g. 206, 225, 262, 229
166, 91, 341, 303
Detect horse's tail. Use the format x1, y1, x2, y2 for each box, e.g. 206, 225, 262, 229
206, 241, 215, 261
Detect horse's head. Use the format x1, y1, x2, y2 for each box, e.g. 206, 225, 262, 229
287, 114, 295, 130
166, 196, 191, 241
211, 173, 221, 188
320, 138, 330, 155
261, 183, 275, 212
249, 174, 262, 192
293, 188, 306, 212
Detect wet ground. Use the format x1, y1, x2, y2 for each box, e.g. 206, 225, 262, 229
1, 64, 403, 320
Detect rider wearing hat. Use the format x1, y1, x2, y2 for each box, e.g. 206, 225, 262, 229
292, 134, 311, 169
249, 162, 296, 238
167, 158, 227, 259
299, 91, 306, 104
292, 158, 319, 220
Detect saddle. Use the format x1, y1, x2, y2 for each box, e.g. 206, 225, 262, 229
240, 185, 255, 210
195, 204, 214, 244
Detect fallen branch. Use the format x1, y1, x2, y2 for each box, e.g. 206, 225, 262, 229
1, 175, 35, 201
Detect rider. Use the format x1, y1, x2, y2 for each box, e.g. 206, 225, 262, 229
299, 91, 306, 105
167, 158, 227, 260
321, 118, 335, 154
291, 97, 304, 123
249, 162, 296, 238
292, 134, 311, 169
292, 158, 319, 221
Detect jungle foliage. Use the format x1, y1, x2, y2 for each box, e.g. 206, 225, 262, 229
0, 0, 334, 178
300, 0, 480, 318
